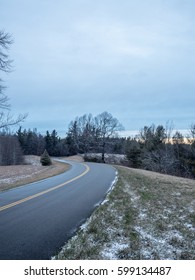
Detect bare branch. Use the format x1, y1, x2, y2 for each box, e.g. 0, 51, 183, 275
0, 30, 28, 131
0, 112, 28, 130
0, 30, 13, 72
0, 92, 10, 109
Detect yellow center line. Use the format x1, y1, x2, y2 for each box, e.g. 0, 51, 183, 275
0, 163, 90, 212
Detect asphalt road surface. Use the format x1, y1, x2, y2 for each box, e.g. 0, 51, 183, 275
0, 160, 116, 260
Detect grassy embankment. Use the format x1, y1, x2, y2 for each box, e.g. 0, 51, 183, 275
55, 165, 195, 260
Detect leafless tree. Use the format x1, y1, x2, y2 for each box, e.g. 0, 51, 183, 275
0, 135, 23, 165
188, 124, 195, 143
67, 114, 98, 155
0, 30, 27, 131
0, 112, 27, 131
0, 30, 13, 73
0, 30, 12, 110
67, 112, 124, 160
94, 111, 124, 162
165, 120, 174, 143
76, 114, 97, 155
142, 146, 183, 176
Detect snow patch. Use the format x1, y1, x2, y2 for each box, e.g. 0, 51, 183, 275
102, 242, 129, 260
107, 170, 118, 193
91, 171, 118, 208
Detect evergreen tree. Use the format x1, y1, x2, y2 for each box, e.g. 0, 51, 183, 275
40, 149, 52, 166
125, 138, 142, 168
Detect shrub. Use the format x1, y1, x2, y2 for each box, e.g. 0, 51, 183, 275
40, 149, 52, 166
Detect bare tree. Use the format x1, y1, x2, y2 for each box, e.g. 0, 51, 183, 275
0, 92, 9, 109
0, 30, 27, 131
189, 124, 195, 143
67, 114, 98, 155
165, 120, 174, 144
94, 111, 124, 162
0, 135, 23, 165
0, 30, 12, 110
67, 112, 124, 160
142, 146, 182, 175
0, 112, 27, 131
0, 30, 13, 73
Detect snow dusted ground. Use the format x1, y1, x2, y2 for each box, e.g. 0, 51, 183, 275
0, 156, 44, 189
0, 155, 82, 192
85, 153, 127, 164
55, 166, 195, 260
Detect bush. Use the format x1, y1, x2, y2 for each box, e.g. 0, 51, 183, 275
40, 149, 52, 166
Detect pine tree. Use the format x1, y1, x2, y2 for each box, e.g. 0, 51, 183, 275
40, 149, 52, 166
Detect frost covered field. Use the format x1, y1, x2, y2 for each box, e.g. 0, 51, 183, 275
0, 156, 69, 191
55, 166, 195, 260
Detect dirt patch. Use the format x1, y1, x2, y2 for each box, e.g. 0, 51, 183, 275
0, 155, 70, 192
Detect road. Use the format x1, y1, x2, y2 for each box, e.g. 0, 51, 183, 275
0, 160, 116, 260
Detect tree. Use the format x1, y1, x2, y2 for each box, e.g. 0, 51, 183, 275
16, 127, 45, 155
66, 114, 98, 156
190, 124, 195, 138
94, 111, 124, 162
44, 130, 61, 156
66, 120, 80, 155
125, 138, 142, 168
188, 124, 195, 146
0, 134, 23, 165
0, 30, 13, 74
75, 114, 98, 155
66, 112, 124, 160
139, 124, 166, 151
50, 129, 59, 155
0, 30, 27, 131
40, 149, 52, 166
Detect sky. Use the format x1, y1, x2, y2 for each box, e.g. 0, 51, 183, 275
1, 0, 195, 136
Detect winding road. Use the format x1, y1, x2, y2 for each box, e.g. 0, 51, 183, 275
0, 160, 116, 260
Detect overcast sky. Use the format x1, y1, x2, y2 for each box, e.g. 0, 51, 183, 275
1, 0, 195, 136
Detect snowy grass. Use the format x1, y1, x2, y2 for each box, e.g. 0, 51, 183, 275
54, 166, 195, 260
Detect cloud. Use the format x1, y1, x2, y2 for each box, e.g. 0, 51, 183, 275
1, 0, 195, 133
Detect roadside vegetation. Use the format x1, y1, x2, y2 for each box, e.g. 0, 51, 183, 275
54, 165, 195, 260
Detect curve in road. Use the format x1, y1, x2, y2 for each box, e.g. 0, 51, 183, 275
0, 163, 90, 212
0, 160, 116, 260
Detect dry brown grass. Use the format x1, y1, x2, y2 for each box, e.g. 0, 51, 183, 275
59, 155, 84, 162
0, 155, 70, 192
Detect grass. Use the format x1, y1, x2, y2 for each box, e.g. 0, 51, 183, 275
54, 165, 195, 260
0, 159, 70, 191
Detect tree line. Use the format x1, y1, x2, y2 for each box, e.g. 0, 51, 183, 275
10, 111, 123, 160
125, 124, 195, 178
1, 113, 195, 179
